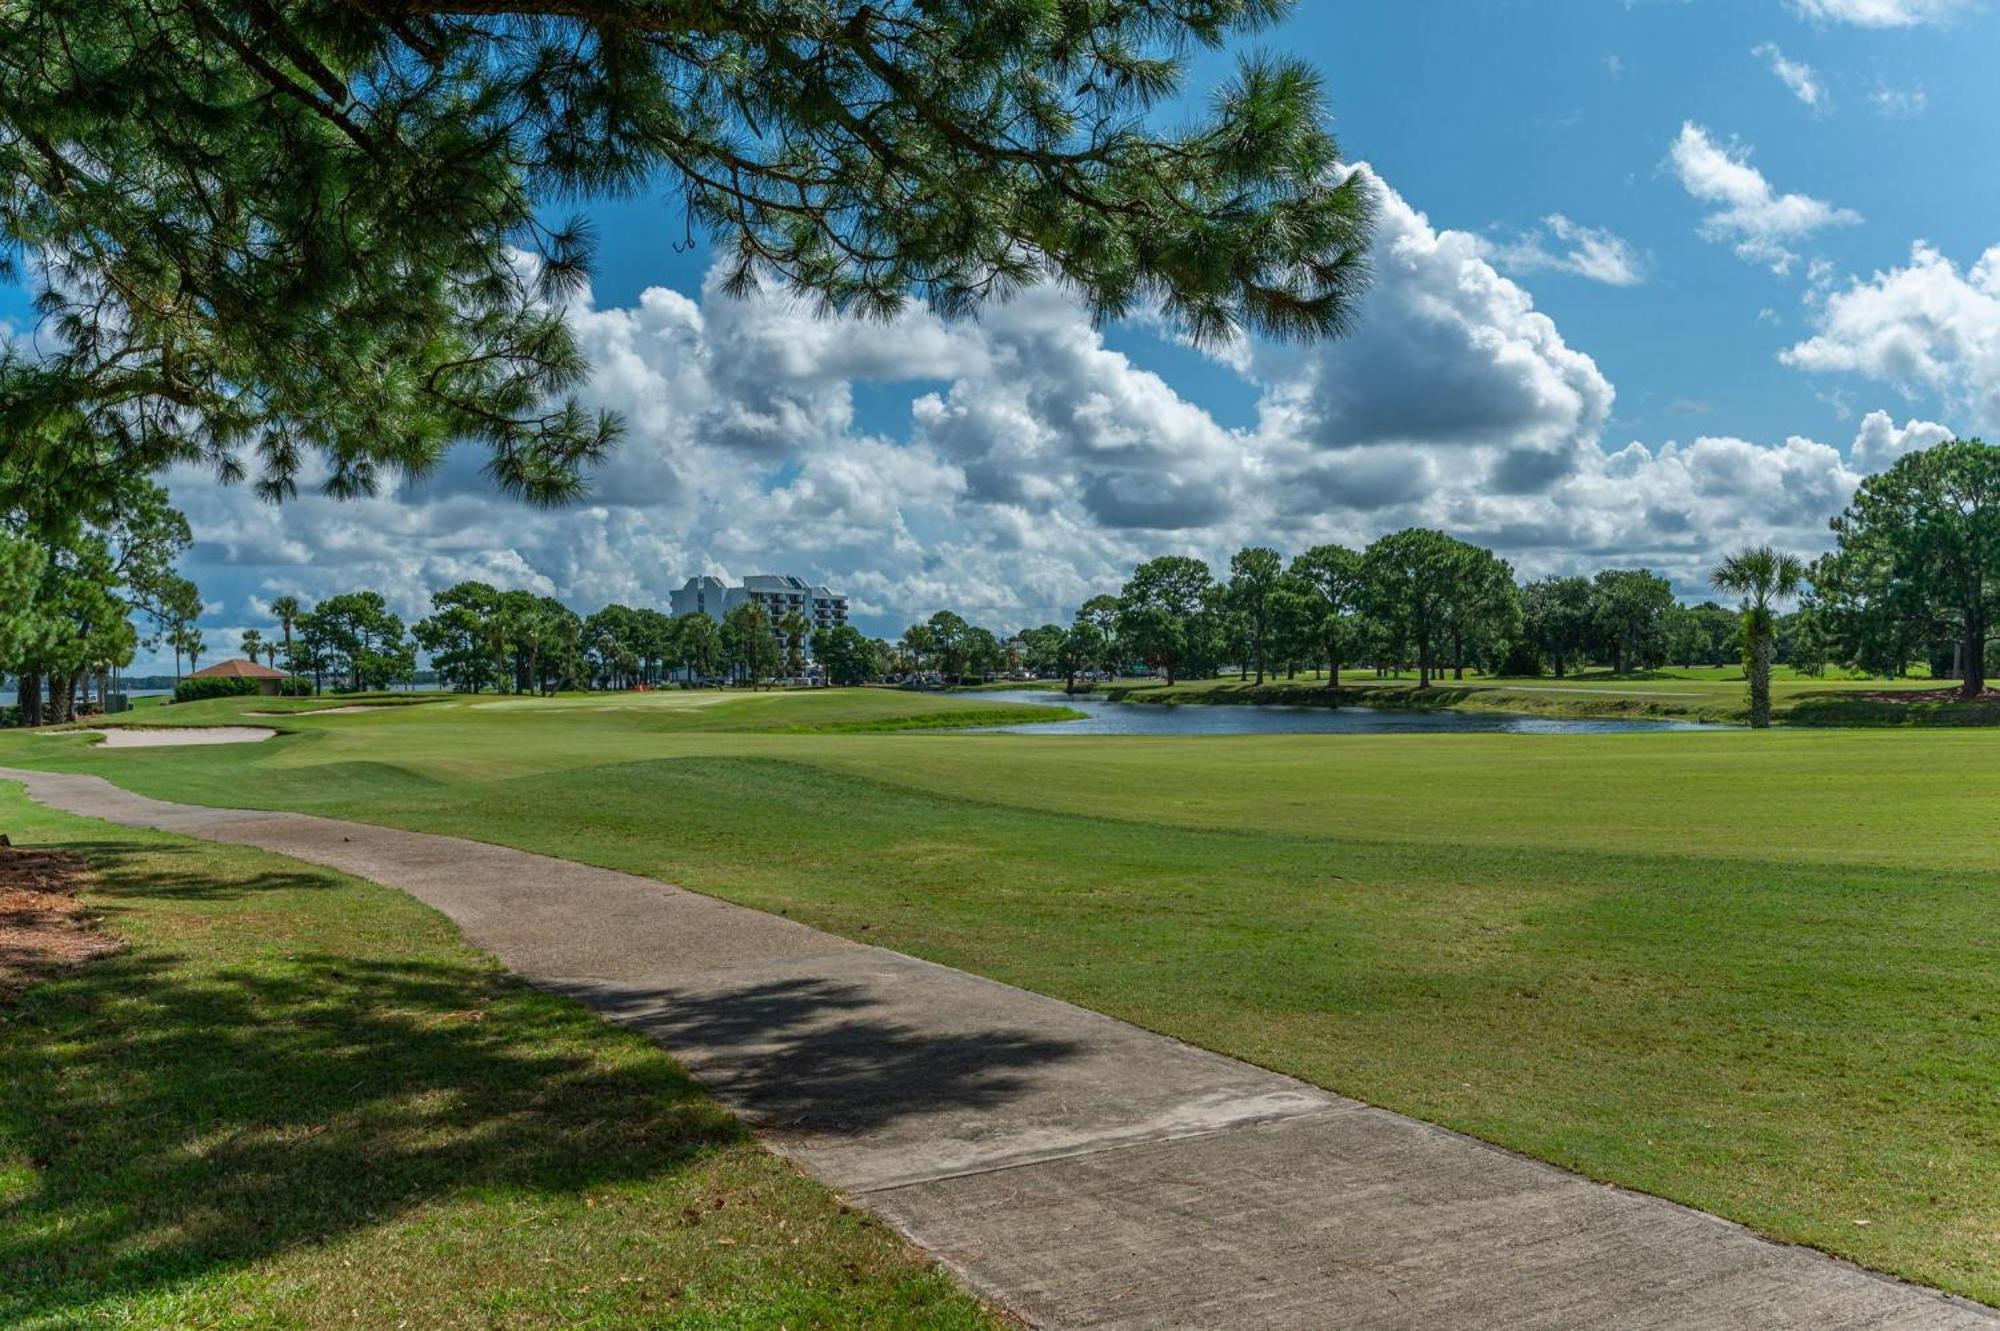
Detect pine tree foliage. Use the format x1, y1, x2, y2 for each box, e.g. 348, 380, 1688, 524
1, 0, 1371, 508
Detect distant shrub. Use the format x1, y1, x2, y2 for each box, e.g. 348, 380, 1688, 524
278, 679, 313, 696
173, 677, 259, 703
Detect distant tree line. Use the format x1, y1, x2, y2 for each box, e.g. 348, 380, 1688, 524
407, 582, 891, 693
19, 438, 1998, 719
213, 438, 2000, 707
987, 539, 1732, 691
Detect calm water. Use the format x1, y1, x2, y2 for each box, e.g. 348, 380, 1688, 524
969, 689, 1721, 736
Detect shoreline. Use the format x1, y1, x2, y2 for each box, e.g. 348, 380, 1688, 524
968, 677, 2000, 729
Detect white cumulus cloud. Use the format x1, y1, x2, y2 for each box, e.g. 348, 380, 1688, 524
140, 166, 1930, 668
1790, 0, 1973, 26
1668, 123, 1861, 274
1782, 242, 2000, 432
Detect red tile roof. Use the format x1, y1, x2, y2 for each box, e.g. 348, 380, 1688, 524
189, 658, 288, 680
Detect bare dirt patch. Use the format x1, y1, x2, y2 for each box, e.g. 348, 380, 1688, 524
0, 845, 117, 995
1857, 688, 2000, 705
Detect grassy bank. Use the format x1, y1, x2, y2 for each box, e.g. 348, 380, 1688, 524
3, 691, 1997, 1302
1092, 666, 2000, 726
0, 785, 995, 1331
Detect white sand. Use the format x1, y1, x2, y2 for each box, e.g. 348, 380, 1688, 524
244, 704, 394, 716
470, 693, 734, 711
65, 726, 277, 747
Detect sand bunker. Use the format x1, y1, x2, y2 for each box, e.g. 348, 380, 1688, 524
471, 693, 734, 711
67, 727, 276, 747
244, 704, 397, 716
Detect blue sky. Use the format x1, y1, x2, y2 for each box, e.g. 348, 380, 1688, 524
577, 0, 1990, 448
18, 0, 2000, 668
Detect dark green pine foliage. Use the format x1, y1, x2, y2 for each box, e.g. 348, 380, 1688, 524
0, 1, 1372, 509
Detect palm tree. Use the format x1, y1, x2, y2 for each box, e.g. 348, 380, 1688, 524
270, 595, 301, 676
1711, 545, 1806, 729
778, 610, 809, 680
240, 628, 263, 665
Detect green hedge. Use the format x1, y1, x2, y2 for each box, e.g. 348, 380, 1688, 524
171, 676, 310, 702
172, 677, 258, 703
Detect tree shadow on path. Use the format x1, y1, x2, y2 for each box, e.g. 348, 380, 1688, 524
561, 975, 1086, 1137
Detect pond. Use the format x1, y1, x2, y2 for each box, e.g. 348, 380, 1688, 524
967, 689, 1723, 736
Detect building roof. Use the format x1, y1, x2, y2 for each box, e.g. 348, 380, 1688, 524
189, 658, 288, 680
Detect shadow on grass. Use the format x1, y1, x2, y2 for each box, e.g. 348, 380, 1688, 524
56, 839, 333, 900
0, 847, 1084, 1324
0, 868, 745, 1322
1784, 694, 2000, 727
562, 976, 1084, 1134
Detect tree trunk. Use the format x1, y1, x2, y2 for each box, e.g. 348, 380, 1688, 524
1749, 635, 1774, 729
1961, 613, 1986, 701
1453, 631, 1465, 681
17, 671, 42, 727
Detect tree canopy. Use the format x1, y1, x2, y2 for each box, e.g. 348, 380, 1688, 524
1817, 438, 2000, 698
1118, 554, 1213, 686
1, 0, 1372, 514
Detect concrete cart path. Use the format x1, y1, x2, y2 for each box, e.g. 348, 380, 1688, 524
6, 765, 1992, 1330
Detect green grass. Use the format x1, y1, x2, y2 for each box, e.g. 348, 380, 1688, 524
1096, 665, 1991, 725
4, 689, 1998, 1302
0, 787, 996, 1330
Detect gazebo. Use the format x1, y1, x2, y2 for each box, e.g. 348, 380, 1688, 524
187, 658, 289, 697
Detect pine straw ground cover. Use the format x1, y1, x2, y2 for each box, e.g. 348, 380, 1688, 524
0, 844, 119, 994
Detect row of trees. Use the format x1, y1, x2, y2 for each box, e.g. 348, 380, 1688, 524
406, 583, 887, 693
990, 437, 2000, 728
27, 438, 1994, 722
1002, 536, 1709, 695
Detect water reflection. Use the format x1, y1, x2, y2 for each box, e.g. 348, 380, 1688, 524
968, 688, 1722, 736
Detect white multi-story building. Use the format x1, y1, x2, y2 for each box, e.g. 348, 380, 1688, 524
669, 574, 850, 662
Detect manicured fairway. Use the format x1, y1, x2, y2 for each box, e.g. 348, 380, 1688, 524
4, 688, 1997, 1304
0, 787, 997, 1330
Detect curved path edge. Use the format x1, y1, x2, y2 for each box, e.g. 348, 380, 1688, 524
4, 765, 1992, 1330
